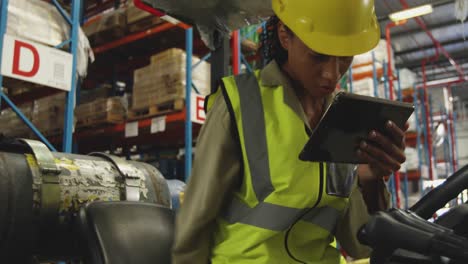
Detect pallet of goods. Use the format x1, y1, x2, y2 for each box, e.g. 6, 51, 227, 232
126, 2, 163, 33
31, 93, 66, 137
75, 97, 126, 128
84, 10, 127, 45
129, 48, 210, 120
0, 102, 34, 138
352, 39, 394, 82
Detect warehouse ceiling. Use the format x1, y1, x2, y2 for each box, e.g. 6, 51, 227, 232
375, 0, 467, 82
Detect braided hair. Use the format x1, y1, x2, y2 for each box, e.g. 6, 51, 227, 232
259, 16, 292, 67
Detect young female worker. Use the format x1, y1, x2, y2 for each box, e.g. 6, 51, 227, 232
173, 1, 407, 263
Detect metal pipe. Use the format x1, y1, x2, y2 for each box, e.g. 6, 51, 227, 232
453, 111, 459, 171
62, 0, 81, 153
447, 87, 458, 171
383, 60, 389, 99
372, 51, 379, 97
415, 77, 467, 88
184, 27, 193, 181
241, 55, 253, 73
397, 69, 402, 101
422, 63, 435, 180
348, 66, 354, 93
192, 53, 211, 70
385, 20, 407, 101
51, 0, 72, 25
0, 0, 9, 109
232, 30, 241, 75
429, 94, 436, 179
419, 88, 432, 182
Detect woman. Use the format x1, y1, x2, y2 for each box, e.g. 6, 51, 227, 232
173, 0, 407, 263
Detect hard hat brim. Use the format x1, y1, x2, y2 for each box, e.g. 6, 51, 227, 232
294, 28, 381, 57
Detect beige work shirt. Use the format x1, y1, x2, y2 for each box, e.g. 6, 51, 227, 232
172, 61, 389, 264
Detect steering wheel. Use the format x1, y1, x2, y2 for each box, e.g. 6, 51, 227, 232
358, 165, 468, 264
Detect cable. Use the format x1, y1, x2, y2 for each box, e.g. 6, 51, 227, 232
284, 163, 324, 263
284, 207, 317, 264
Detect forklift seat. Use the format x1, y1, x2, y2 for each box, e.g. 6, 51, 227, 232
77, 201, 175, 264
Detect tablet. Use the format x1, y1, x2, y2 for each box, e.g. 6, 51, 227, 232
299, 92, 414, 164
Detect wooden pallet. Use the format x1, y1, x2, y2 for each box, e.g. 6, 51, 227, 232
128, 16, 163, 33
76, 112, 125, 129
128, 99, 184, 121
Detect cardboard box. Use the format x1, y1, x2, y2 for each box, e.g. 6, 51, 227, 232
84, 10, 127, 44
0, 102, 34, 138
75, 97, 126, 128
31, 93, 67, 135
132, 48, 211, 109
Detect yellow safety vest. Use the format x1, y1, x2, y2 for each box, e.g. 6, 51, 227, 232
206, 71, 356, 264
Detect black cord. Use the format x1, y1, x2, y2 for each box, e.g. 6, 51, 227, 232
284, 207, 316, 264
285, 163, 324, 263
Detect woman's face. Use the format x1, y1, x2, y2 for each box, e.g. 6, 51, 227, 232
278, 22, 353, 98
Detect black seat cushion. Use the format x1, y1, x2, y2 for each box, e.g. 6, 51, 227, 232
78, 201, 175, 264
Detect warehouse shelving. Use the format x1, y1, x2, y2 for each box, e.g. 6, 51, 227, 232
0, 0, 82, 152
73, 1, 260, 181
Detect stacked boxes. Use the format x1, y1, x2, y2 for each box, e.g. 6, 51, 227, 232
75, 97, 126, 128
126, 2, 163, 33
84, 10, 127, 45
31, 93, 66, 136
0, 102, 34, 138
132, 48, 211, 110
352, 39, 394, 83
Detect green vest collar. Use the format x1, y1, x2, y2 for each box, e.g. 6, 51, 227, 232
260, 61, 337, 131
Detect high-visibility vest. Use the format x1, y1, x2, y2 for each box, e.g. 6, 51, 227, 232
206, 71, 356, 264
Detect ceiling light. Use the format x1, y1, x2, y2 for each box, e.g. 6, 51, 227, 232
389, 4, 433, 22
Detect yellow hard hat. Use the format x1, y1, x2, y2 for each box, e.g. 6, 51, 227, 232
272, 0, 381, 56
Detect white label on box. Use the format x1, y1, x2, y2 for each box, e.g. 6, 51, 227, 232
151, 116, 166, 134
1, 34, 73, 91
191, 94, 206, 124
125, 122, 139, 138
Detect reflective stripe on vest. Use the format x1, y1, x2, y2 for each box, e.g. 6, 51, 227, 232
234, 73, 274, 201
222, 197, 341, 233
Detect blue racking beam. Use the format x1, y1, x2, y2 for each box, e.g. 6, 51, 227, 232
0, 0, 9, 109
241, 54, 253, 73
62, 0, 81, 153
371, 51, 379, 98
185, 27, 193, 181
396, 68, 409, 209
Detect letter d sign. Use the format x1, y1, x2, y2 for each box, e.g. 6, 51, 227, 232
1, 35, 73, 91
12, 40, 40, 77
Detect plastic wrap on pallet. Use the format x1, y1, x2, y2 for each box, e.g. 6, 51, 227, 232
6, 0, 94, 78
75, 96, 127, 128
407, 112, 417, 132
404, 147, 419, 171
351, 77, 397, 99
31, 93, 68, 136
167, 179, 186, 210
144, 0, 272, 49
353, 40, 394, 69
0, 102, 33, 138
399, 68, 417, 90
83, 8, 127, 43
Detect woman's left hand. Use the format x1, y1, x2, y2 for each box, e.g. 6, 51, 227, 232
357, 121, 409, 179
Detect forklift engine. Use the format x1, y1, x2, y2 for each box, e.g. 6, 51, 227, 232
0, 138, 171, 263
